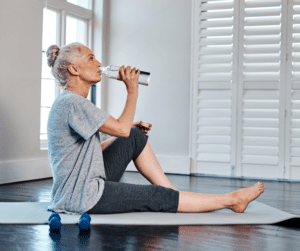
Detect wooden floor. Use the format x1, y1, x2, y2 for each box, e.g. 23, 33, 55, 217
0, 171, 299, 251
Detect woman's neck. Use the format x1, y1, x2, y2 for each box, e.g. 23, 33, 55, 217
66, 82, 91, 98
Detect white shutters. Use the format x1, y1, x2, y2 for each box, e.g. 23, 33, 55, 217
198, 0, 234, 89
193, 0, 237, 175
285, 0, 300, 180
242, 0, 282, 86
236, 0, 285, 178
191, 0, 300, 180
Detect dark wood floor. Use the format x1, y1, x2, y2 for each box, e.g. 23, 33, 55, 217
0, 171, 299, 251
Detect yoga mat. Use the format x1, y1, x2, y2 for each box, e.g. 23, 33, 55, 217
0, 201, 299, 226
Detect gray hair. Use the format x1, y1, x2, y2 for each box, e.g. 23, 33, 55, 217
46, 42, 84, 89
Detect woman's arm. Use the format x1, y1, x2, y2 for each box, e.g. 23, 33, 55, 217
101, 137, 117, 151
99, 66, 139, 138
101, 121, 152, 151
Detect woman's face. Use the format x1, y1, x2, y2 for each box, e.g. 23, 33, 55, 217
73, 46, 102, 84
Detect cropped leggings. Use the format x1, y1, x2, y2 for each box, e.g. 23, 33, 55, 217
86, 127, 179, 214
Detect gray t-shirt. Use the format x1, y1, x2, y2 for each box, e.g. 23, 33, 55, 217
47, 90, 111, 215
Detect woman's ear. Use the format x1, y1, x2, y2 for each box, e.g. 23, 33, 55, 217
68, 64, 79, 76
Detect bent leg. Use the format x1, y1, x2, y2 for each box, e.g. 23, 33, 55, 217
134, 141, 178, 191
102, 127, 149, 182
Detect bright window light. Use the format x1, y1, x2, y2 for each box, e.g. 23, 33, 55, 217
40, 8, 58, 144
67, 0, 91, 10
66, 16, 88, 46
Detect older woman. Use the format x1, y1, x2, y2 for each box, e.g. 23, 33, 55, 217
46, 42, 264, 215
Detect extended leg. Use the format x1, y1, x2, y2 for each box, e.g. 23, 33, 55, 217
134, 141, 179, 191
133, 137, 264, 213
177, 182, 264, 213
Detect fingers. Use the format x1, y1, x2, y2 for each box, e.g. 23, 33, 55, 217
125, 66, 131, 74
120, 65, 140, 79
134, 68, 140, 77
131, 67, 140, 75
118, 65, 125, 80
122, 66, 140, 76
141, 121, 152, 128
135, 122, 152, 135
137, 121, 152, 130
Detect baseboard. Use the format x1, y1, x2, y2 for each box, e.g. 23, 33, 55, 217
190, 173, 300, 183
0, 158, 52, 185
0, 155, 190, 185
126, 155, 190, 175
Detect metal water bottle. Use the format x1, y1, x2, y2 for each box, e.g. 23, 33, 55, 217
100, 65, 150, 86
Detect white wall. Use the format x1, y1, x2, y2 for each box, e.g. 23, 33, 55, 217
0, 0, 54, 184
0, 0, 45, 162
101, 0, 191, 174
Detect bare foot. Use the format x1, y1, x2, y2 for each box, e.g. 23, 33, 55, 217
227, 182, 264, 213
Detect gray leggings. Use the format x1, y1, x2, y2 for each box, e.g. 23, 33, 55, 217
86, 127, 179, 214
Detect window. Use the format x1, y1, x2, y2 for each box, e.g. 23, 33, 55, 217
40, 0, 94, 150
67, 0, 92, 10
190, 0, 300, 180
66, 15, 88, 45
40, 8, 59, 148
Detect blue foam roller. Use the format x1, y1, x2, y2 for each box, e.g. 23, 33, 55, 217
78, 213, 91, 230
48, 213, 62, 230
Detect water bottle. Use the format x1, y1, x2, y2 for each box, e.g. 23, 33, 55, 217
100, 65, 150, 86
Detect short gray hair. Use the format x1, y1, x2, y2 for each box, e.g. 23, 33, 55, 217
46, 42, 84, 89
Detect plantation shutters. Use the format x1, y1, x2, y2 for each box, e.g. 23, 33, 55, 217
191, 0, 300, 180
236, 0, 286, 178
193, 0, 238, 175
285, 0, 300, 180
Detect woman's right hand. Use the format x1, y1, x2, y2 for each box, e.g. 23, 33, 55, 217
117, 65, 140, 94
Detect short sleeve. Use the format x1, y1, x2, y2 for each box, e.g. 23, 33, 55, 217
68, 97, 111, 140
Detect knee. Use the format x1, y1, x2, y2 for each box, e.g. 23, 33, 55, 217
128, 127, 140, 138
123, 128, 138, 142
128, 127, 147, 145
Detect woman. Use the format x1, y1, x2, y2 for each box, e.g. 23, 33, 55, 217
46, 42, 264, 215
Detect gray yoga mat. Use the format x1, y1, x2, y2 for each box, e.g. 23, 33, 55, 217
0, 201, 298, 226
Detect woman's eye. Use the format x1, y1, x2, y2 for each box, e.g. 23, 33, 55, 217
90, 57, 93, 60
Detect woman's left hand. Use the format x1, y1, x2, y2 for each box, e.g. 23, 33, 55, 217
132, 121, 152, 135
